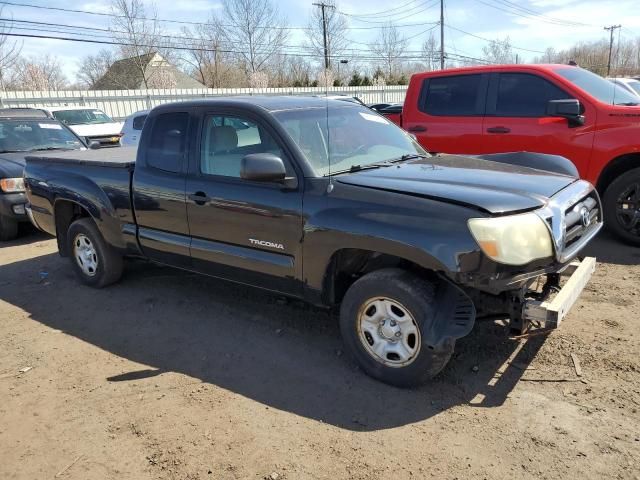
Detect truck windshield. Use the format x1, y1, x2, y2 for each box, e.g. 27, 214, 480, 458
53, 109, 114, 125
553, 67, 640, 105
0, 120, 84, 152
273, 105, 427, 176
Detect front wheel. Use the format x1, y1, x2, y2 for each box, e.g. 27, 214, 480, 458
339, 268, 454, 388
67, 218, 123, 287
603, 168, 640, 246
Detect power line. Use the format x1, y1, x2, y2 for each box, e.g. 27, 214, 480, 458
340, 0, 440, 24
488, 0, 596, 28
0, 0, 438, 31
342, 0, 437, 21
444, 23, 546, 54
475, 0, 598, 28
339, 0, 421, 18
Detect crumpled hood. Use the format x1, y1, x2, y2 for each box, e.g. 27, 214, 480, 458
0, 152, 27, 178
67, 122, 124, 137
336, 155, 577, 214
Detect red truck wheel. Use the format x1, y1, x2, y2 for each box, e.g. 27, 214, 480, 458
603, 168, 640, 246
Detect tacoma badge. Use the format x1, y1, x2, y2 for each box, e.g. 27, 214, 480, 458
249, 238, 285, 250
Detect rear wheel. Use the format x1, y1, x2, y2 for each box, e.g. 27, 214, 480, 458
67, 218, 123, 287
0, 214, 18, 241
603, 168, 640, 246
339, 268, 454, 388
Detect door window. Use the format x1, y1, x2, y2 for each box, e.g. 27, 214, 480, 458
146, 112, 188, 173
420, 74, 484, 116
200, 115, 285, 178
495, 73, 570, 117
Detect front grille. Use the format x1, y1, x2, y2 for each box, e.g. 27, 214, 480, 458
563, 192, 600, 250
537, 181, 603, 263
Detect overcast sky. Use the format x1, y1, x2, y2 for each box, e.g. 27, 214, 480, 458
2, 0, 639, 82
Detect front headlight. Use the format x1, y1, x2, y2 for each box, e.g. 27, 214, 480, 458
0, 177, 25, 193
468, 213, 553, 265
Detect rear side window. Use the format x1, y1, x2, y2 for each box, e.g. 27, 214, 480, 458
421, 74, 483, 116
132, 114, 147, 130
146, 112, 188, 173
495, 73, 570, 117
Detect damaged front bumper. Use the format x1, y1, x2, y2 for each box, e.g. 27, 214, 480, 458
521, 256, 596, 329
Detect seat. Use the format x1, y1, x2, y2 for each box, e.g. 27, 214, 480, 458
204, 126, 244, 177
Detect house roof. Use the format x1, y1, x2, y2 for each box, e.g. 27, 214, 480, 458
92, 52, 205, 90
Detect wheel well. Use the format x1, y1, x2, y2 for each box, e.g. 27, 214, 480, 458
322, 249, 433, 305
596, 153, 640, 195
54, 200, 91, 256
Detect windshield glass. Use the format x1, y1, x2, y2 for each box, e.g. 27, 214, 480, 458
273, 105, 427, 176
52, 109, 113, 125
553, 67, 640, 105
0, 120, 83, 152
625, 79, 640, 95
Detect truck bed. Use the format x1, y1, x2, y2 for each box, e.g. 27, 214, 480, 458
25, 146, 136, 169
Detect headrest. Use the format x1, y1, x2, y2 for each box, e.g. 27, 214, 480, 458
210, 126, 238, 152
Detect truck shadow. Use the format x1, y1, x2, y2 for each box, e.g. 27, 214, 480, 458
1, 252, 549, 431
582, 229, 640, 266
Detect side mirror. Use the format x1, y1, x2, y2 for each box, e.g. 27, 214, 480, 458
88, 140, 101, 149
241, 153, 287, 182
546, 99, 585, 127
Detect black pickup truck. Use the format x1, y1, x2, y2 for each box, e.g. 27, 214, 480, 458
24, 96, 602, 386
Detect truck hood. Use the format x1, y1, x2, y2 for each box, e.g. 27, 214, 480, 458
67, 122, 124, 137
336, 155, 577, 214
0, 152, 27, 178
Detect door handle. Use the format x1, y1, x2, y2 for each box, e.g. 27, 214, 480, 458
486, 126, 511, 134
408, 125, 427, 132
188, 191, 211, 205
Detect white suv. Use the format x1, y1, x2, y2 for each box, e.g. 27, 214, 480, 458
119, 110, 149, 147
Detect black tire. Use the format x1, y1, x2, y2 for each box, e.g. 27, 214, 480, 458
603, 168, 640, 246
0, 214, 18, 241
339, 268, 454, 388
67, 218, 123, 287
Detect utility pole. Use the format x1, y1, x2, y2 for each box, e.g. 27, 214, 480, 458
604, 24, 621, 76
313, 2, 334, 70
440, 0, 445, 69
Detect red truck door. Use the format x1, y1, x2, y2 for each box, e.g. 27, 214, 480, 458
403, 73, 489, 154
481, 72, 595, 175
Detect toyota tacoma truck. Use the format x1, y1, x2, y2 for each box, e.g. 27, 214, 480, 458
385, 64, 640, 245
24, 97, 601, 387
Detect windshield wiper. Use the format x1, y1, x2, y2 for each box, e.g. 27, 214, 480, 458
614, 102, 640, 106
389, 153, 430, 163
328, 163, 391, 176
29, 147, 75, 152
0, 149, 27, 153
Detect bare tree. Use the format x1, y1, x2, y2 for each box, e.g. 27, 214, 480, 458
8, 56, 67, 90
110, 0, 168, 88
421, 32, 440, 71
76, 49, 116, 88
0, 6, 23, 91
306, 1, 349, 70
217, 0, 288, 75
371, 23, 408, 80
180, 19, 236, 88
482, 37, 516, 64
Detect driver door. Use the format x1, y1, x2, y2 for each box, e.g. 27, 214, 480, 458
185, 110, 304, 295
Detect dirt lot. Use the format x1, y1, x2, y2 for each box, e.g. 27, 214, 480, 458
1, 226, 638, 480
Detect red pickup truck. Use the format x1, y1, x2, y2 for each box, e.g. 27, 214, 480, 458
388, 64, 640, 245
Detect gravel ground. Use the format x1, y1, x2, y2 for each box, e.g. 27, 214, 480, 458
0, 226, 638, 480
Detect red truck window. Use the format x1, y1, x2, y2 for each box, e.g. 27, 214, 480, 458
419, 74, 484, 116
493, 73, 570, 117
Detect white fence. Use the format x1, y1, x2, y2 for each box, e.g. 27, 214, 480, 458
0, 85, 407, 121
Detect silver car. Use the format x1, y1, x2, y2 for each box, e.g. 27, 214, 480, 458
119, 109, 149, 147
